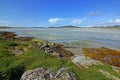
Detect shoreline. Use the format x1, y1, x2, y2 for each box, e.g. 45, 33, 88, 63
0, 31, 120, 80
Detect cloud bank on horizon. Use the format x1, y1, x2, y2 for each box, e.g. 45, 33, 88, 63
0, 0, 120, 27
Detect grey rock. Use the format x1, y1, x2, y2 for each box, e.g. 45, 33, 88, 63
11, 50, 24, 56
20, 67, 79, 80
99, 69, 120, 80
72, 55, 101, 68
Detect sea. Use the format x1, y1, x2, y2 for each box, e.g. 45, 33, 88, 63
0, 27, 120, 49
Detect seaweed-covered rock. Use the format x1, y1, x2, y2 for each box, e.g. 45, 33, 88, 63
0, 31, 17, 40
82, 47, 120, 67
51, 45, 74, 58
20, 67, 79, 80
31, 39, 74, 59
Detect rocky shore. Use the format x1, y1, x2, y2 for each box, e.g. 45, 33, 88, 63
0, 31, 74, 58
0, 31, 120, 80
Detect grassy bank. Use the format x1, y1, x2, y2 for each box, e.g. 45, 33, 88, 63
0, 39, 119, 80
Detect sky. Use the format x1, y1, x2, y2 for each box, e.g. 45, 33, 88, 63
0, 0, 120, 27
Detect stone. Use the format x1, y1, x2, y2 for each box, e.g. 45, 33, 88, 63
112, 66, 120, 74
31, 40, 74, 59
20, 67, 79, 80
51, 45, 74, 58
0, 31, 17, 40
11, 50, 24, 56
82, 47, 120, 67
99, 69, 120, 80
15, 37, 33, 41
23, 47, 28, 52
72, 55, 100, 68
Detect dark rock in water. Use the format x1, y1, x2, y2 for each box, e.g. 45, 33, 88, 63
20, 67, 79, 80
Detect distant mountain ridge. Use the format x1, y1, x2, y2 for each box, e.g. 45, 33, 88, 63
91, 25, 120, 28
0, 26, 11, 28
49, 25, 80, 28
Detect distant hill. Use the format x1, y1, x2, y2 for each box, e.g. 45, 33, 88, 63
105, 25, 120, 28
101, 25, 120, 29
90, 25, 120, 29
0, 26, 11, 28
49, 25, 80, 28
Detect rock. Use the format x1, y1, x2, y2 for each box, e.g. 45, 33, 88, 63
82, 47, 120, 67
15, 46, 19, 50
52, 52, 59, 56
20, 67, 55, 80
23, 47, 28, 52
11, 50, 24, 56
15, 37, 33, 41
72, 55, 100, 68
55, 67, 68, 78
0, 31, 17, 40
57, 71, 79, 80
99, 69, 120, 80
31, 40, 74, 59
112, 66, 120, 74
20, 67, 79, 80
51, 45, 74, 58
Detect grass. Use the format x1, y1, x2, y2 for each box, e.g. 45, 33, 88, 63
0, 39, 119, 80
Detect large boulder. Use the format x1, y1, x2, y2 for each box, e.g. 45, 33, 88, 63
20, 67, 79, 80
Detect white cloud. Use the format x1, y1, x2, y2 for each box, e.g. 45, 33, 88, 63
109, 19, 120, 24
86, 18, 120, 27
72, 18, 88, 25
48, 18, 61, 24
116, 19, 120, 23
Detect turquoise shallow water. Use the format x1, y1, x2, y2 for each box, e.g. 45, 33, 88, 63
0, 28, 120, 49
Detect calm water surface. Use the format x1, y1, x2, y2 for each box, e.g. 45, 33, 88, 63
0, 28, 120, 49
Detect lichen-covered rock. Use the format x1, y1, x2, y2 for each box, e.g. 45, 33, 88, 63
99, 69, 120, 80
31, 39, 74, 59
20, 67, 79, 80
72, 55, 100, 68
11, 50, 24, 56
112, 66, 120, 74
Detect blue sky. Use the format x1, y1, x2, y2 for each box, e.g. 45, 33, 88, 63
0, 0, 120, 27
